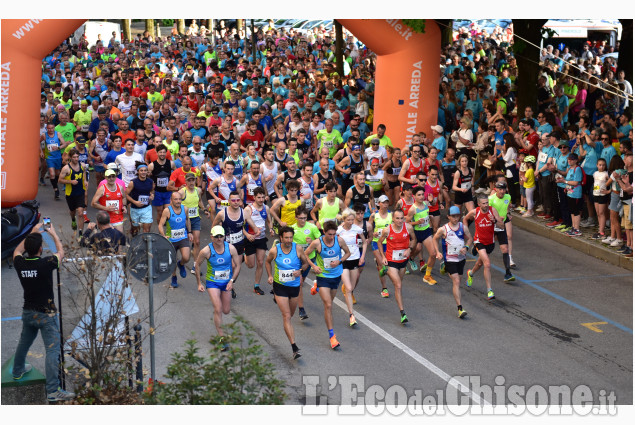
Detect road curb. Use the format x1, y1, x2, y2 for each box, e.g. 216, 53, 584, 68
511, 213, 633, 271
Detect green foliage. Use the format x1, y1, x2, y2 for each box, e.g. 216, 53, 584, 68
540, 27, 558, 40
512, 38, 527, 55
144, 317, 285, 405
161, 19, 174, 27
402, 19, 426, 34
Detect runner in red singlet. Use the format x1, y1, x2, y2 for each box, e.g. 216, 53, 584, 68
462, 194, 503, 300
424, 165, 443, 232
398, 145, 423, 187
377, 209, 416, 324
91, 169, 127, 229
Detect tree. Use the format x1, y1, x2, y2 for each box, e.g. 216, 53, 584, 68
435, 19, 454, 47
512, 19, 548, 116
177, 19, 185, 35
334, 20, 344, 77
122, 19, 131, 42
145, 19, 155, 39
618, 19, 633, 88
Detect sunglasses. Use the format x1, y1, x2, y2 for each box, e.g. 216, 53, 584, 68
213, 235, 224, 238
601, 137, 609, 140
230, 199, 241, 202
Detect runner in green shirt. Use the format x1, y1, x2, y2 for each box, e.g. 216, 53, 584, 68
291, 207, 321, 320
488, 180, 515, 281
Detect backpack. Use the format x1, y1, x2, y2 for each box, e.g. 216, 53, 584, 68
575, 166, 587, 186
499, 95, 516, 116
443, 107, 457, 132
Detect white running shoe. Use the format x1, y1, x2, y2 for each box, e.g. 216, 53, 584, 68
610, 239, 622, 247
601, 236, 615, 244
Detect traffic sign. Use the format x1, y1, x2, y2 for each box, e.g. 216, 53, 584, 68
127, 233, 177, 283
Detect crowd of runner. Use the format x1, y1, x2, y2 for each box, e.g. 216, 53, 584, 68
37, 19, 632, 357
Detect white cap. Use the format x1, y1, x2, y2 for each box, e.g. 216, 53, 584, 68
431, 125, 444, 134
377, 195, 389, 203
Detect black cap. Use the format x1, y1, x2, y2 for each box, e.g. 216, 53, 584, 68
495, 181, 507, 189
76, 136, 87, 144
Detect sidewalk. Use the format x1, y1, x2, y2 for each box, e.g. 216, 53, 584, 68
510, 210, 633, 271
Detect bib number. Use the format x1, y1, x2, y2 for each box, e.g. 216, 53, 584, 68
47, 144, 57, 152
188, 207, 198, 218
171, 228, 186, 239
323, 256, 338, 269
106, 200, 120, 210
303, 198, 314, 210
81, 125, 89, 132
278, 269, 296, 282
138, 195, 149, 206
448, 244, 462, 255
391, 249, 406, 261
228, 231, 244, 244
126, 169, 136, 178
215, 269, 230, 281
538, 152, 548, 164
157, 177, 169, 188
461, 181, 471, 190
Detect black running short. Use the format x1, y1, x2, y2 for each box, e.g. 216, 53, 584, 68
66, 195, 86, 211
245, 238, 268, 256
445, 259, 466, 276
475, 242, 495, 254
495, 229, 508, 246
272, 282, 300, 298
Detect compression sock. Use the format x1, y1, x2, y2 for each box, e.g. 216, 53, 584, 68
328, 329, 334, 338
503, 253, 511, 273
50, 178, 58, 191
291, 343, 299, 353
400, 310, 405, 316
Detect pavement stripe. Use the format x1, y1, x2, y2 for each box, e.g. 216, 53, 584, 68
489, 264, 633, 335
1, 316, 22, 322
304, 278, 490, 406
526, 274, 632, 283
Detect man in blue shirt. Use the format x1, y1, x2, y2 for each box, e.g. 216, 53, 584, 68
430, 125, 447, 161
600, 132, 618, 164
617, 112, 633, 142
493, 119, 507, 156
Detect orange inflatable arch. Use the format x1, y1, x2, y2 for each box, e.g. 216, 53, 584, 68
0, 18, 439, 207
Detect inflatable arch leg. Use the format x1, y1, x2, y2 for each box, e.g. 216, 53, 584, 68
338, 19, 440, 151
1, 19, 86, 207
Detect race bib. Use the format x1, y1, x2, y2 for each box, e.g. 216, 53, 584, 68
47, 144, 57, 152
157, 177, 169, 187
392, 167, 401, 175
126, 169, 136, 178
448, 244, 462, 255
391, 249, 406, 261
214, 269, 230, 280
323, 140, 333, 149
420, 216, 430, 227
538, 152, 548, 164
218, 200, 230, 210
138, 195, 149, 206
278, 269, 296, 282
461, 181, 472, 190
171, 228, 186, 239
247, 186, 256, 195
106, 199, 120, 210
81, 125, 89, 132
593, 185, 600, 192
304, 198, 314, 210
494, 224, 505, 232
228, 231, 244, 244
357, 238, 364, 248
249, 101, 259, 109
323, 256, 338, 269
188, 207, 198, 218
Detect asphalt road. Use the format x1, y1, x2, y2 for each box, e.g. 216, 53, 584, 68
2, 180, 632, 409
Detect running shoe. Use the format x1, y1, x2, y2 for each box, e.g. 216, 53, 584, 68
536, 213, 549, 219
546, 220, 562, 228
560, 226, 572, 234
487, 290, 495, 300
219, 337, 229, 352
400, 313, 409, 324
349, 314, 357, 327
554, 223, 567, 230
231, 289, 237, 299
423, 274, 437, 285
580, 218, 595, 228
466, 269, 473, 287
521, 211, 533, 217
405, 267, 411, 275
458, 308, 467, 319
83, 215, 90, 224
419, 262, 427, 273
624, 248, 633, 257
568, 229, 582, 237
381, 288, 389, 298
178, 263, 187, 278
293, 350, 302, 360
535, 205, 545, 213
47, 388, 76, 402
299, 307, 308, 320
71, 218, 77, 230
351, 293, 357, 304
379, 265, 388, 277
610, 239, 622, 248
39, 177, 46, 186
190, 266, 196, 275
539, 215, 553, 221
601, 236, 615, 244
54, 190, 60, 200
440, 261, 446, 275
254, 286, 265, 295
310, 282, 318, 295
12, 363, 32, 380
171, 276, 178, 288
408, 259, 417, 272
330, 335, 340, 349
590, 232, 605, 240
616, 244, 628, 253
504, 272, 515, 282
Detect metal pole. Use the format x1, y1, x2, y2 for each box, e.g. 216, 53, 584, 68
146, 234, 156, 382
134, 324, 143, 392
57, 268, 66, 390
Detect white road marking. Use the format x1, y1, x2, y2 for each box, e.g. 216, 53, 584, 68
304, 278, 490, 406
